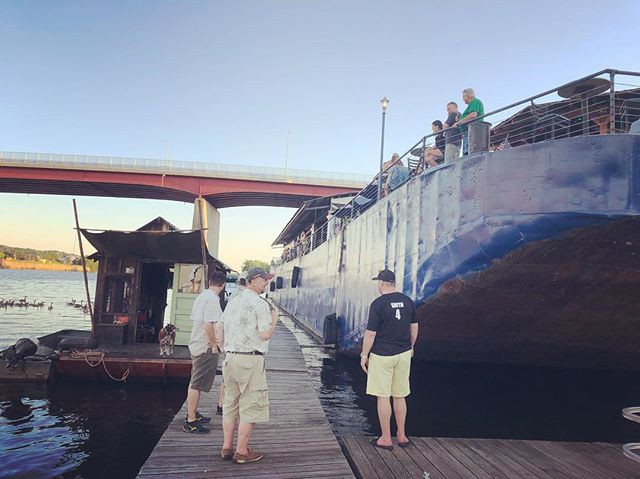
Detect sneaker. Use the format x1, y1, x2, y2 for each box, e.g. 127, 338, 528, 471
221, 448, 234, 460
196, 411, 211, 424
182, 420, 209, 434
233, 449, 263, 464
216, 405, 223, 416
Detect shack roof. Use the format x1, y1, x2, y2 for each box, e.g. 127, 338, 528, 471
82, 217, 231, 270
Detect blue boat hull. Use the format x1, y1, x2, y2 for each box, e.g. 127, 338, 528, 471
272, 135, 640, 369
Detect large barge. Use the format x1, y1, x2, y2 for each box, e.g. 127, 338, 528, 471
270, 69, 640, 370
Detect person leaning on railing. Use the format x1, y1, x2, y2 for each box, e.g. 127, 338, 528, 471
453, 88, 485, 155
384, 159, 409, 196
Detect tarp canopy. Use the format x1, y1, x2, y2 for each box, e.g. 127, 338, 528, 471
82, 229, 231, 271
272, 193, 354, 246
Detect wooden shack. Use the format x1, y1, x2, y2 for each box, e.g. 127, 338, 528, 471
83, 217, 230, 346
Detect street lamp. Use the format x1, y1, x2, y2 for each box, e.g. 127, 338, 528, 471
377, 97, 389, 200
161, 139, 169, 162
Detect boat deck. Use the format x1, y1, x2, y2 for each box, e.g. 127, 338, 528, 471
136, 318, 355, 478
54, 344, 192, 382
66, 343, 192, 359
342, 436, 640, 479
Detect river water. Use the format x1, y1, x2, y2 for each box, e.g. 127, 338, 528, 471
1, 269, 640, 478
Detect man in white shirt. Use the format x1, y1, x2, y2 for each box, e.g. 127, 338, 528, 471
183, 270, 226, 434
219, 267, 278, 464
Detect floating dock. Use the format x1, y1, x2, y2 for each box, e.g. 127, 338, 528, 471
342, 436, 639, 479
137, 318, 355, 479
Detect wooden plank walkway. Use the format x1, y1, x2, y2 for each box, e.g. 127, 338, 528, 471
137, 319, 355, 479
342, 436, 640, 479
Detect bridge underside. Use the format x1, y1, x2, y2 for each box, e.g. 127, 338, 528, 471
0, 167, 356, 208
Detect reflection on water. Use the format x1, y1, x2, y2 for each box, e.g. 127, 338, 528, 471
0, 382, 184, 479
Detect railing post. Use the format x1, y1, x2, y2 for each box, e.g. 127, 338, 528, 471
609, 71, 616, 133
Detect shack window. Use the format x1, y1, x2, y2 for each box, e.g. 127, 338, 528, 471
103, 277, 132, 314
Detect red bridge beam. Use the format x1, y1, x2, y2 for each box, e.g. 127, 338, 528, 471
0, 167, 360, 208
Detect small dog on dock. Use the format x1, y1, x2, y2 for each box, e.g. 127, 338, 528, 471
158, 324, 179, 356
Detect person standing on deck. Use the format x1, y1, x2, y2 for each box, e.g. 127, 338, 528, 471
183, 270, 226, 434
218, 267, 279, 464
454, 88, 485, 156
361, 269, 419, 450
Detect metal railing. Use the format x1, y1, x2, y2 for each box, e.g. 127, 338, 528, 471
0, 150, 370, 189
277, 68, 640, 264
622, 407, 640, 464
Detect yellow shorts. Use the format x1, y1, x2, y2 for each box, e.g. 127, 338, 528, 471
222, 354, 269, 423
366, 350, 412, 398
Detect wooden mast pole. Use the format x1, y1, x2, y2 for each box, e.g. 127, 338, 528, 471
197, 197, 208, 290
72, 199, 94, 328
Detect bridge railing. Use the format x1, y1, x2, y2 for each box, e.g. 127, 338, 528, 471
0, 150, 370, 189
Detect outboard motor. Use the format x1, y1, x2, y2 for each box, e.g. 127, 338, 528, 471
0, 338, 38, 368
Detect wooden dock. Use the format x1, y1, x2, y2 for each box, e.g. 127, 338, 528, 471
342, 436, 640, 479
137, 320, 355, 479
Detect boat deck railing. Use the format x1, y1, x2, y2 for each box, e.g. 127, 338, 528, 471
622, 407, 640, 464
0, 151, 370, 189
277, 68, 640, 265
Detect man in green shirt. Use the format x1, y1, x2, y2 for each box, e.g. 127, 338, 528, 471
454, 88, 484, 155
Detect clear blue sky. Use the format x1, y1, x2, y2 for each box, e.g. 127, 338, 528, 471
1, 0, 638, 270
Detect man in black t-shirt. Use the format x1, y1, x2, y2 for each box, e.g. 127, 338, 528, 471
443, 101, 461, 162
361, 269, 419, 450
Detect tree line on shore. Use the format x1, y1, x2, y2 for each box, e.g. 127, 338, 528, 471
0, 244, 98, 271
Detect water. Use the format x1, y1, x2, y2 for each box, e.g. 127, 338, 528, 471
1, 270, 640, 479
0, 270, 185, 479
0, 269, 96, 349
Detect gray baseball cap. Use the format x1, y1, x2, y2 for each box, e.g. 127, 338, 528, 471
246, 267, 274, 282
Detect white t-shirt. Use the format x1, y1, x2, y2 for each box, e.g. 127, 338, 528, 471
220, 288, 272, 354
188, 289, 222, 356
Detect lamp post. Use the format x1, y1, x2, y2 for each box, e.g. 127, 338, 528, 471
377, 97, 389, 200
161, 139, 169, 162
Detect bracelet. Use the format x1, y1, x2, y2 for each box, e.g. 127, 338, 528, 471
360, 353, 368, 359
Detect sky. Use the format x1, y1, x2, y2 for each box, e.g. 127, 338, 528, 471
1, 0, 638, 270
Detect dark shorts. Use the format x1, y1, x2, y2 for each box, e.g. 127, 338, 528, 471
189, 348, 219, 392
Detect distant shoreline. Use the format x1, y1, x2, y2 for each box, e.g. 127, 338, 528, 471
0, 259, 97, 272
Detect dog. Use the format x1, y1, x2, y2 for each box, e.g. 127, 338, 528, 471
158, 324, 179, 356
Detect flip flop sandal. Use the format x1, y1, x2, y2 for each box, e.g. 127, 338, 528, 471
398, 439, 412, 448
370, 436, 393, 450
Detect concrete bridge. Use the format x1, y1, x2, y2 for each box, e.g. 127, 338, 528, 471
0, 150, 367, 256
0, 151, 367, 208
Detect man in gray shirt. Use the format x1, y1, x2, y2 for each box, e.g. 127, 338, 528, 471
183, 270, 226, 434
384, 159, 409, 196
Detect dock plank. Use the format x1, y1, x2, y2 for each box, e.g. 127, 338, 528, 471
342, 436, 640, 479
137, 320, 354, 479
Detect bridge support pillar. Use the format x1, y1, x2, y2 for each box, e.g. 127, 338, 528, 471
192, 197, 220, 258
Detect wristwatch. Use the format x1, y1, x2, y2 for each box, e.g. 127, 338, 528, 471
360, 353, 368, 359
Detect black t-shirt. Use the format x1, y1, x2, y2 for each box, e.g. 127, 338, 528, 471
444, 111, 461, 146
435, 132, 445, 154
366, 292, 417, 356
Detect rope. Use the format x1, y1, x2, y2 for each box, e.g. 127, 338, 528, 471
70, 349, 130, 383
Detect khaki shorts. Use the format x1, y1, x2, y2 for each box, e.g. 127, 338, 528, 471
222, 354, 269, 423
366, 350, 412, 398
445, 143, 460, 162
189, 348, 219, 392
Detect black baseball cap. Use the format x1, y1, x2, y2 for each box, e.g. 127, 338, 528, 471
372, 269, 395, 282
